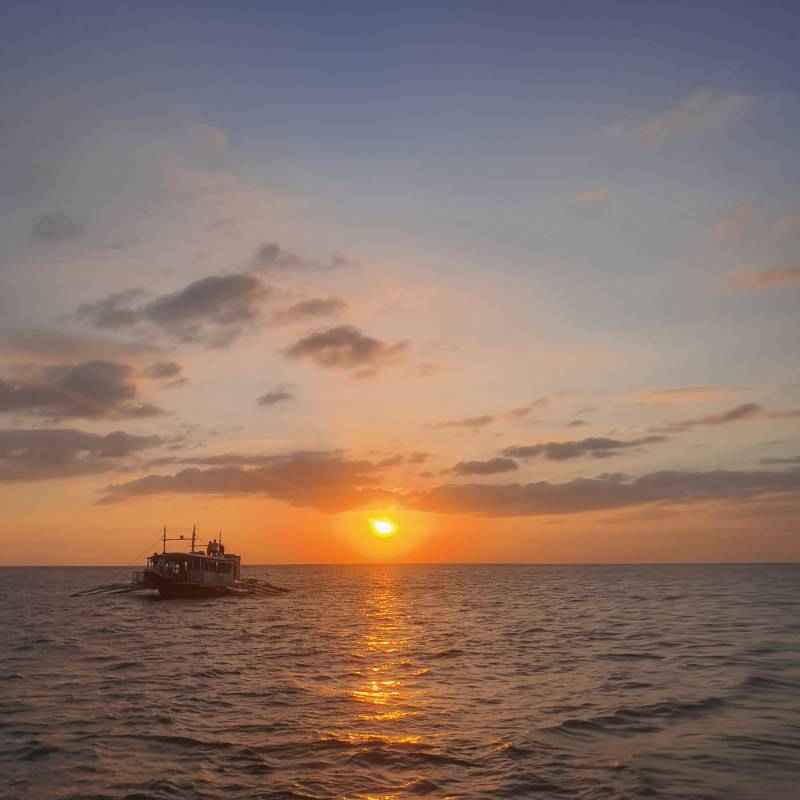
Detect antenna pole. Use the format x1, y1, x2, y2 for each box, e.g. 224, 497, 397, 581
162, 525, 166, 554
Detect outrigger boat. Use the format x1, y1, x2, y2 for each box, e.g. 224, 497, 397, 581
131, 526, 241, 598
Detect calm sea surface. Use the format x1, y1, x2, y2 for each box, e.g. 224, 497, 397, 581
1, 564, 799, 800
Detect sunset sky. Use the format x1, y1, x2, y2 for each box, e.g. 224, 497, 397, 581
2, 1, 799, 565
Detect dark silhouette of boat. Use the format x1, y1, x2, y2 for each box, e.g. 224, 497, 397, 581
131, 526, 241, 598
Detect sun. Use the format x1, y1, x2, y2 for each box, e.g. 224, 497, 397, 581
369, 518, 397, 538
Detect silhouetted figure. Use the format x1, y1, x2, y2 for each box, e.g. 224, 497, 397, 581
219, 542, 225, 557
211, 538, 218, 556
206, 540, 213, 556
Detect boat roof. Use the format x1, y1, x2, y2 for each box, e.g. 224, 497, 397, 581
158, 551, 240, 560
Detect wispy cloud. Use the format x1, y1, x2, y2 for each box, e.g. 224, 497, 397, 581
650, 403, 800, 434
772, 213, 800, 236
502, 435, 666, 461
628, 386, 747, 406
637, 91, 756, 145
572, 189, 608, 205
430, 405, 537, 431
250, 242, 350, 273
31, 212, 85, 243
716, 206, 757, 238
741, 267, 800, 287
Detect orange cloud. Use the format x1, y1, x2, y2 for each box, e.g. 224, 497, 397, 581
741, 267, 800, 287
716, 206, 757, 238
572, 189, 608, 205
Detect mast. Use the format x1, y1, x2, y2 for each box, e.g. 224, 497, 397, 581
162, 524, 166, 554
192, 524, 196, 554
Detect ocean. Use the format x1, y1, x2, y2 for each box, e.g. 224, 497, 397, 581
1, 564, 799, 799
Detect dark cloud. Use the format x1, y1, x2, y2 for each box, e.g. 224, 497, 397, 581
415, 467, 800, 517
0, 328, 159, 364
650, 403, 800, 434
502, 435, 665, 461
0, 360, 164, 420
76, 273, 272, 347
75, 289, 148, 330
761, 456, 800, 465
251, 242, 350, 273
98, 450, 394, 511
448, 457, 519, 476
31, 212, 85, 242
270, 297, 348, 326
0, 428, 162, 482
141, 361, 188, 387
284, 325, 409, 374
566, 419, 587, 427
257, 386, 294, 407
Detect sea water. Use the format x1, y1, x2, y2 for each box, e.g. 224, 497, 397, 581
1, 564, 799, 799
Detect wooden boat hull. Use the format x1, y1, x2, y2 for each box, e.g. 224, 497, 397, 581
150, 572, 232, 599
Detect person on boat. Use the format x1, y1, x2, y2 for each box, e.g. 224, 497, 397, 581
218, 541, 225, 557
211, 538, 219, 556
206, 540, 213, 556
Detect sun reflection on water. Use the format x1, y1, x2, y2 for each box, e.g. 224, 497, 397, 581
325, 569, 432, 795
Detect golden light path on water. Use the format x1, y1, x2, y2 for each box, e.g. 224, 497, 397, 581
319, 569, 442, 800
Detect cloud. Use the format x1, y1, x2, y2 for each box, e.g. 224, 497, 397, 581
0, 428, 162, 482
98, 450, 395, 511
502, 435, 666, 461
31, 212, 85, 242
716, 206, 757, 238
415, 467, 800, 517
251, 242, 350, 273
284, 325, 409, 374
772, 213, 800, 236
637, 91, 756, 145
257, 386, 294, 407
141, 361, 188, 388
566, 419, 587, 427
761, 456, 800, 465
0, 328, 159, 364
741, 267, 800, 287
430, 405, 537, 431
270, 297, 348, 326
0, 360, 164, 420
447, 457, 519, 476
76, 273, 272, 347
650, 403, 800, 434
431, 414, 495, 431
194, 124, 227, 151
628, 386, 746, 405
572, 189, 608, 205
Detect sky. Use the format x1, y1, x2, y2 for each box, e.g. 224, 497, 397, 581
1, 0, 799, 565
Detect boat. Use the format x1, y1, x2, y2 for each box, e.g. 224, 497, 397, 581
131, 526, 241, 598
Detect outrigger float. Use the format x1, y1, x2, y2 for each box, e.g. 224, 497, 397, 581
71, 526, 289, 599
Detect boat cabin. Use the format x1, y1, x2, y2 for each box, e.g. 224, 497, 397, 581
132, 526, 241, 597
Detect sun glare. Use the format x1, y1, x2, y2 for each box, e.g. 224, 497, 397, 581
369, 518, 397, 538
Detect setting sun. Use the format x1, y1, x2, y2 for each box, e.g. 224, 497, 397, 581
369, 518, 397, 538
